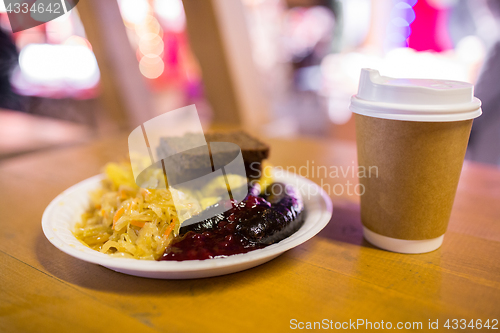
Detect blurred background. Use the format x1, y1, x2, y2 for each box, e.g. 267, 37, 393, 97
0, 0, 499, 165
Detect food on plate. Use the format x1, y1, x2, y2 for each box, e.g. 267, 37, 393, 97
73, 163, 196, 260
162, 182, 304, 261
74, 131, 304, 261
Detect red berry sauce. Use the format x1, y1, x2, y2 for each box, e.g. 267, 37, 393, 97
160, 195, 270, 261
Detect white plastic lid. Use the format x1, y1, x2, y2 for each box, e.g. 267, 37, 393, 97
349, 68, 482, 122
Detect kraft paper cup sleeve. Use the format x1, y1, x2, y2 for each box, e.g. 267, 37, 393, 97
355, 114, 473, 244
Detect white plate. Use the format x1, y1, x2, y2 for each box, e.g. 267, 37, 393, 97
42, 171, 333, 279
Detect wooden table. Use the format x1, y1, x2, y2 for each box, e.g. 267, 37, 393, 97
1, 135, 499, 332
0, 109, 93, 160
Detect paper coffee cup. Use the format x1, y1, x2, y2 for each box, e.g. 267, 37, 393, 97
350, 69, 482, 254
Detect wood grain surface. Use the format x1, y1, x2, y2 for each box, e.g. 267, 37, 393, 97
0, 109, 92, 159
0, 135, 499, 332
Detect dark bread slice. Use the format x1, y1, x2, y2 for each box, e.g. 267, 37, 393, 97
205, 131, 269, 180
204, 131, 269, 161
157, 131, 269, 182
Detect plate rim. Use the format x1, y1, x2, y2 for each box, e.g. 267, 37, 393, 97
41, 170, 333, 274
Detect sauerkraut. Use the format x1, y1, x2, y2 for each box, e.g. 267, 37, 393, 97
74, 162, 201, 260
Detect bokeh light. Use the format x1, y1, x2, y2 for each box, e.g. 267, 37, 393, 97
19, 44, 100, 88
118, 0, 149, 24
135, 15, 162, 37
385, 0, 416, 50
139, 54, 165, 79
283, 6, 335, 61
154, 0, 186, 32
139, 33, 164, 56
63, 35, 93, 50
456, 36, 486, 64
